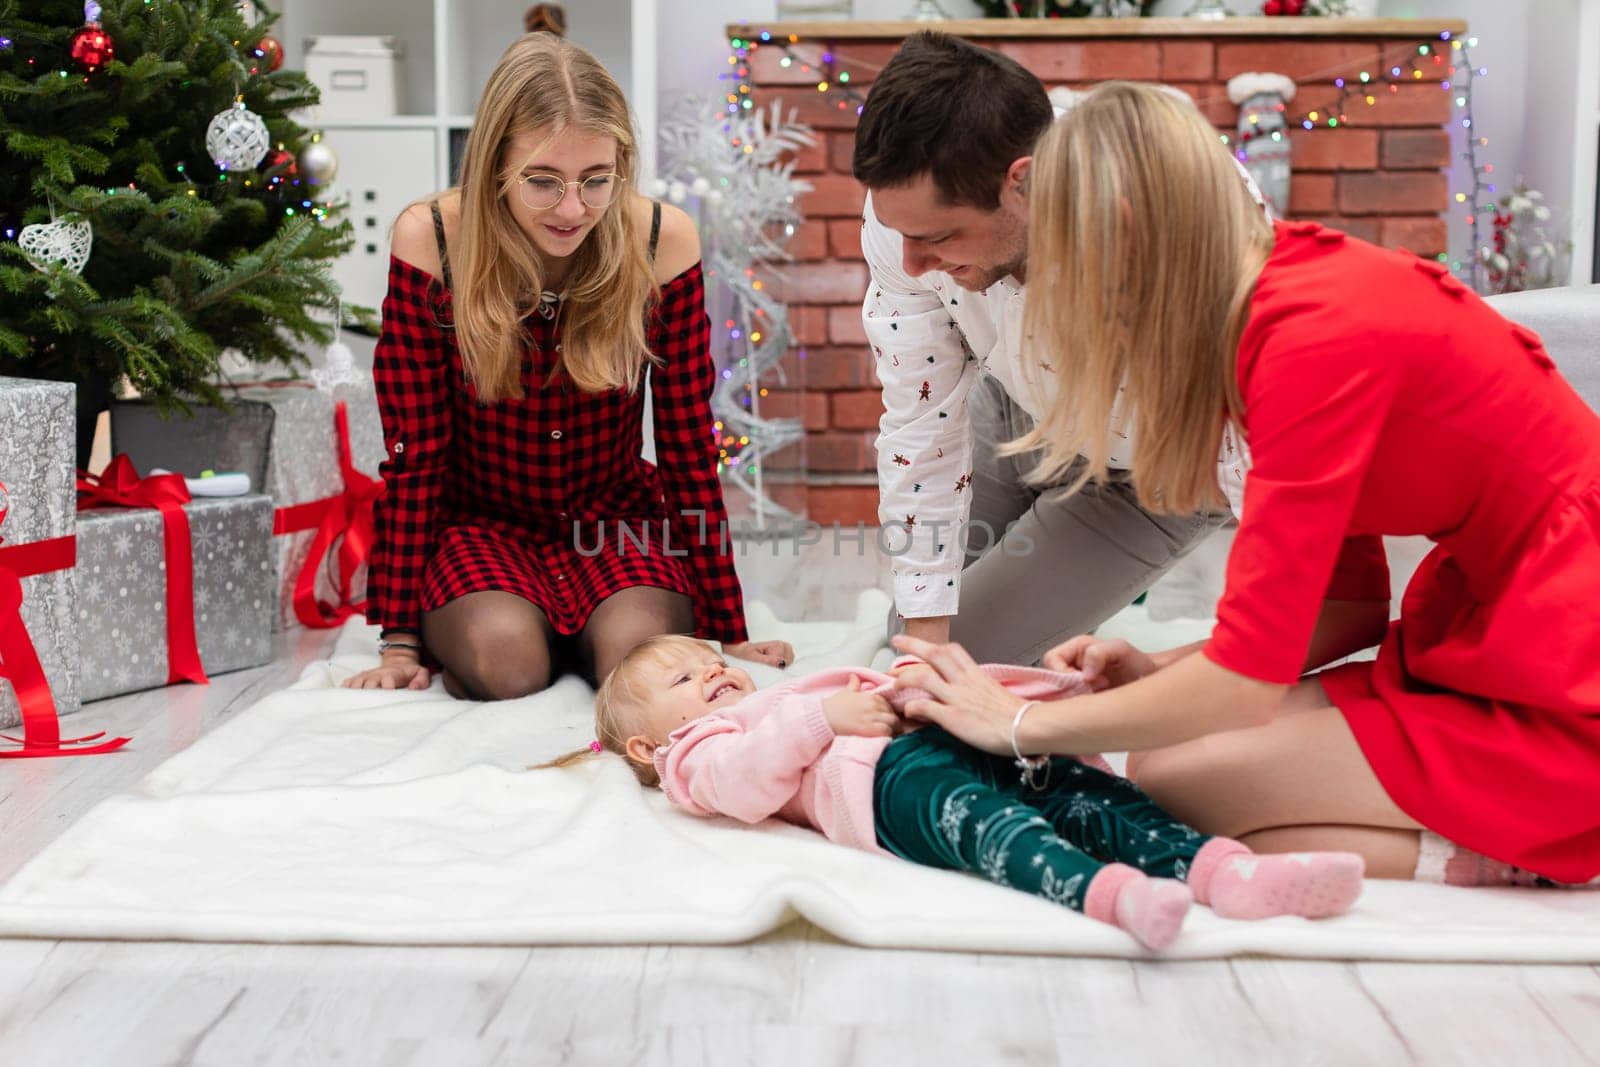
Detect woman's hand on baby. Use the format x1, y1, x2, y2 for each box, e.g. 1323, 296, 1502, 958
889, 635, 1024, 756
822, 675, 899, 738
342, 662, 433, 691
1042, 636, 1155, 691
723, 639, 796, 669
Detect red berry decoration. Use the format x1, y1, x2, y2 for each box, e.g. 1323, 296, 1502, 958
256, 35, 284, 73
1263, 0, 1284, 13
69, 22, 115, 74
1284, 0, 1305, 12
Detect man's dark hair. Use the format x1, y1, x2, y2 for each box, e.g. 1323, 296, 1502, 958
852, 31, 1052, 209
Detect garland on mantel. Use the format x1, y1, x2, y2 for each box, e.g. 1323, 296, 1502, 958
729, 28, 1491, 285
971, 1, 1156, 14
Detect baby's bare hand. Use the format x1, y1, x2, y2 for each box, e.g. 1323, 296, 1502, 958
822, 675, 899, 738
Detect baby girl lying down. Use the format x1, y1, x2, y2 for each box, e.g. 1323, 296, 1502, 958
543, 635, 1365, 950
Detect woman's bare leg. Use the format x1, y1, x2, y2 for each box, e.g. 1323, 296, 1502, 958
1131, 677, 1423, 877
1240, 825, 1422, 880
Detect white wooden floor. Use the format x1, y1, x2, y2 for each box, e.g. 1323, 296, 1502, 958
3, 540, 1599, 1065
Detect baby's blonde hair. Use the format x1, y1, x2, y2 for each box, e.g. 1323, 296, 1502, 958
533, 634, 713, 786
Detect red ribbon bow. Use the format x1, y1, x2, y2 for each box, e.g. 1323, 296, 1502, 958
0, 480, 129, 758
77, 455, 209, 688
271, 401, 382, 628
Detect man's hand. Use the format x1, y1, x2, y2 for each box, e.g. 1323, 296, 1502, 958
900, 615, 952, 645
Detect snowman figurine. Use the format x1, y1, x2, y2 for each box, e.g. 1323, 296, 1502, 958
1226, 72, 1296, 220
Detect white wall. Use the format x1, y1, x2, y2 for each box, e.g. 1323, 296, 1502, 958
656, 0, 1587, 281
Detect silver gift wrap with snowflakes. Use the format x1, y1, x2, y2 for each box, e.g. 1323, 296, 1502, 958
111, 382, 385, 631
76, 495, 275, 702
0, 378, 81, 730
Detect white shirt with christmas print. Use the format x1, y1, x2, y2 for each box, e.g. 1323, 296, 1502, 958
863, 178, 1263, 621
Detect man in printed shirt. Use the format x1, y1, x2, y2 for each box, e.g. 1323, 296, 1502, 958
855, 31, 1231, 664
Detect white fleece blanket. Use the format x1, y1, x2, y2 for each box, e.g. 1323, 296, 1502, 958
1, 592, 1595, 961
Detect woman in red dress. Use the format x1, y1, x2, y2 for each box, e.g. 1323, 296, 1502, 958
894, 83, 1600, 886
344, 34, 789, 699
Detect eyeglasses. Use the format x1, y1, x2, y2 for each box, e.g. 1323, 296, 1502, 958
517, 172, 624, 211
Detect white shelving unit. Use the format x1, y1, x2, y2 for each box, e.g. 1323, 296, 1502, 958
270, 0, 658, 312
1573, 0, 1600, 283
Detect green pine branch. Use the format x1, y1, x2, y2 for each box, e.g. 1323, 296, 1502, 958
0, 0, 368, 423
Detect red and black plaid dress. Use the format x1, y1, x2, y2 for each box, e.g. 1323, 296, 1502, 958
367, 217, 749, 645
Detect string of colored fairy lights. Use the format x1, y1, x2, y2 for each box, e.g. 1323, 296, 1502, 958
727, 26, 1493, 284
724, 30, 872, 118
1218, 30, 1489, 278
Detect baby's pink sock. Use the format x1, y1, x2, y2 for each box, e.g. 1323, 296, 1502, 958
1187, 838, 1364, 920
1083, 863, 1192, 951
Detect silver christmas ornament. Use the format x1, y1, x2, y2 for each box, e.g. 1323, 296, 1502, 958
205, 101, 270, 171
298, 140, 339, 185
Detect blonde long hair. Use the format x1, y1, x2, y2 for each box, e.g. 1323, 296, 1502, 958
452, 33, 655, 400
533, 635, 711, 786
1014, 82, 1274, 515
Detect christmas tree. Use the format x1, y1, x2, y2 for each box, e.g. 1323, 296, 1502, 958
0, 0, 355, 463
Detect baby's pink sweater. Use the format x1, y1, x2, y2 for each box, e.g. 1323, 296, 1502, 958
652, 664, 1098, 854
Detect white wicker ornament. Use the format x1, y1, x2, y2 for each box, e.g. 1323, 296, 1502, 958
18, 217, 92, 276
311, 308, 365, 391
206, 101, 270, 171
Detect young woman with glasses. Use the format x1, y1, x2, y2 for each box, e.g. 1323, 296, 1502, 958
345, 33, 790, 700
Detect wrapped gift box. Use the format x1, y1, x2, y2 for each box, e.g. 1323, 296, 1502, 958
76, 493, 275, 702
111, 382, 385, 630
0, 377, 80, 730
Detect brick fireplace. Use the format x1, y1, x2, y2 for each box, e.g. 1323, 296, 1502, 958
731, 17, 1468, 525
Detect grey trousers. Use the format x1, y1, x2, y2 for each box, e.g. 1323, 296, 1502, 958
890, 374, 1229, 665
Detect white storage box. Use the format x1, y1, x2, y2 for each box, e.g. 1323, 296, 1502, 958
304, 35, 402, 119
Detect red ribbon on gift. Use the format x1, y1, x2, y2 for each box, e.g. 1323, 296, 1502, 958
271, 401, 382, 629
0, 482, 130, 759
77, 456, 209, 687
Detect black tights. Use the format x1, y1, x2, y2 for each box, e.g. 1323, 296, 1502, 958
422, 586, 694, 700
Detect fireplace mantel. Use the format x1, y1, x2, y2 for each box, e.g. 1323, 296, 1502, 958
729, 17, 1466, 40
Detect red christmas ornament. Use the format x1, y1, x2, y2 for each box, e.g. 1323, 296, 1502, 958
69, 22, 114, 73
256, 35, 284, 73
263, 148, 298, 179
1284, 0, 1305, 12
1262, 0, 1284, 13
